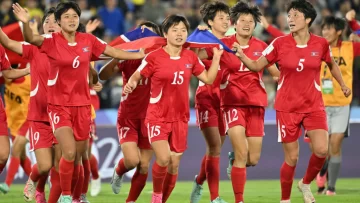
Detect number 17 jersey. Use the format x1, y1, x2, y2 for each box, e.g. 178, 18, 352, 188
263, 34, 332, 113
40, 32, 106, 106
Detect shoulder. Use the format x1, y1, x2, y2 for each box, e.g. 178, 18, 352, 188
311, 34, 328, 46
145, 48, 162, 61
270, 35, 289, 46
252, 37, 268, 48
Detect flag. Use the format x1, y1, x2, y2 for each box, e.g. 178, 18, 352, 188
185, 29, 235, 53
355, 30, 360, 35
2, 22, 25, 64
109, 27, 159, 46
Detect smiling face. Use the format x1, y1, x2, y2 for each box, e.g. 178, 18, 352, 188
322, 25, 341, 44
209, 11, 230, 34
164, 21, 188, 47
235, 13, 255, 37
43, 13, 61, 34
58, 8, 80, 33
287, 8, 310, 33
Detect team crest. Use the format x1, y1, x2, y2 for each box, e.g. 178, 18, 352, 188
311, 51, 319, 56
185, 64, 193, 69
82, 47, 90, 52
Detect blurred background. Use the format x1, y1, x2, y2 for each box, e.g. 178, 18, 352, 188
2, 0, 359, 110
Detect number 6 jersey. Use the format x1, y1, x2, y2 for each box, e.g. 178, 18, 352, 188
263, 34, 332, 113
138, 48, 205, 122
40, 32, 106, 106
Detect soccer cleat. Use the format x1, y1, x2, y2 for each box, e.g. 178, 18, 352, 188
90, 175, 101, 196
189, 175, 203, 203
211, 197, 228, 203
0, 183, 9, 194
326, 187, 336, 196
59, 195, 72, 203
297, 179, 316, 203
23, 178, 36, 202
227, 152, 234, 180
280, 200, 291, 203
80, 194, 90, 203
35, 191, 47, 203
151, 193, 162, 203
110, 164, 124, 194
316, 187, 326, 195
316, 172, 326, 188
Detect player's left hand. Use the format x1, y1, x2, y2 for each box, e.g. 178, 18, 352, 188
341, 85, 351, 97
124, 81, 137, 94
12, 3, 31, 23
86, 19, 100, 33
93, 82, 103, 92
233, 42, 245, 58
212, 47, 224, 60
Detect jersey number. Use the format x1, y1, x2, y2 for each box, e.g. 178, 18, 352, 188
239, 63, 249, 72
118, 127, 130, 140
138, 78, 149, 86
198, 111, 209, 124
73, 56, 80, 69
296, 59, 305, 72
171, 71, 184, 85
149, 125, 161, 139
225, 109, 238, 125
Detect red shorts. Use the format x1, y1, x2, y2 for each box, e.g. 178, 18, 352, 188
48, 104, 91, 141
18, 120, 30, 136
223, 106, 265, 137
29, 121, 57, 151
117, 118, 151, 150
276, 110, 328, 143
195, 103, 225, 136
0, 101, 8, 136
146, 120, 188, 153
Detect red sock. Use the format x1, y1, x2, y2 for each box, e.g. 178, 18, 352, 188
73, 166, 84, 200
82, 159, 91, 194
49, 167, 62, 203
90, 154, 99, 179
71, 164, 81, 194
231, 167, 246, 202
126, 169, 148, 202
30, 164, 41, 182
36, 174, 48, 193
196, 155, 206, 185
20, 157, 32, 176
115, 158, 131, 176
59, 158, 74, 195
206, 156, 220, 201
280, 162, 296, 200
162, 173, 178, 203
5, 157, 20, 186
152, 162, 167, 194
0, 162, 6, 174
303, 154, 326, 184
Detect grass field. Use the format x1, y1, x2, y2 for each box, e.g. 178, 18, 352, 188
1, 179, 360, 203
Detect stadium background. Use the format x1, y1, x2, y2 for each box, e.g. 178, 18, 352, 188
0, 0, 360, 184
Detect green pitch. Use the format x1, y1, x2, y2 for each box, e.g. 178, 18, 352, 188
1, 179, 360, 203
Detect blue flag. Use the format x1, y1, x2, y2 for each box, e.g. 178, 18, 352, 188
109, 27, 159, 46
186, 29, 235, 53
355, 30, 360, 35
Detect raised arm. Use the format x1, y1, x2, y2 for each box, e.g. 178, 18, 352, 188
0, 27, 23, 55
326, 58, 351, 97
196, 47, 223, 84
99, 59, 120, 80
346, 10, 360, 32
12, 3, 44, 46
103, 45, 145, 60
260, 16, 285, 38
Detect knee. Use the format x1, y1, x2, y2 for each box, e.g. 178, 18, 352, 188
285, 153, 299, 166
234, 148, 248, 162
0, 156, 8, 165
247, 153, 261, 166
207, 144, 221, 157
139, 160, 151, 174
313, 145, 328, 158
38, 162, 52, 175
156, 155, 170, 167
62, 149, 76, 161
124, 157, 140, 169
168, 161, 180, 174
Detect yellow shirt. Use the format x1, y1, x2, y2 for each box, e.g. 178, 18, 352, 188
321, 41, 354, 106
4, 75, 31, 136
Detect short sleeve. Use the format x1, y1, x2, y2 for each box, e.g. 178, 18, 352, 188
0, 45, 11, 71
192, 54, 205, 76
88, 34, 107, 58
353, 42, 360, 57
138, 54, 155, 78
39, 34, 55, 54
22, 43, 38, 60
262, 38, 279, 64
321, 39, 332, 64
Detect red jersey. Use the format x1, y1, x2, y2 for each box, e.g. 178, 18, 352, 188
90, 88, 100, 110
263, 34, 332, 113
40, 32, 106, 106
139, 48, 205, 122
0, 45, 11, 104
118, 59, 150, 119
207, 35, 268, 107
195, 59, 222, 108
22, 43, 50, 121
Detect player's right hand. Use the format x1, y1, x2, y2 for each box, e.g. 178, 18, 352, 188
197, 25, 209, 31
341, 85, 351, 98
124, 81, 137, 94
12, 3, 31, 23
232, 42, 245, 58
346, 10, 356, 21
260, 16, 269, 29
213, 47, 224, 60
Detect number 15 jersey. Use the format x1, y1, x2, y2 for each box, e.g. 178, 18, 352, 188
263, 34, 332, 113
40, 32, 106, 106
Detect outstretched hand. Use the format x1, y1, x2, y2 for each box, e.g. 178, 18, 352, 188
12, 3, 31, 23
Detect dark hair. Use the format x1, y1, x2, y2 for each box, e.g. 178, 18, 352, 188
161, 15, 190, 34
200, 1, 230, 28
286, 0, 317, 27
230, 1, 262, 26
321, 16, 346, 31
42, 7, 56, 24
55, 1, 81, 22
77, 23, 86, 33
139, 21, 162, 36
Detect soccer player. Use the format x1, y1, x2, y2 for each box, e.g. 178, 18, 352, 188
0, 44, 30, 176
100, 21, 162, 203
124, 15, 223, 203
190, 2, 230, 203
13, 2, 145, 202
313, 16, 360, 195
232, 1, 351, 202
0, 7, 62, 202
